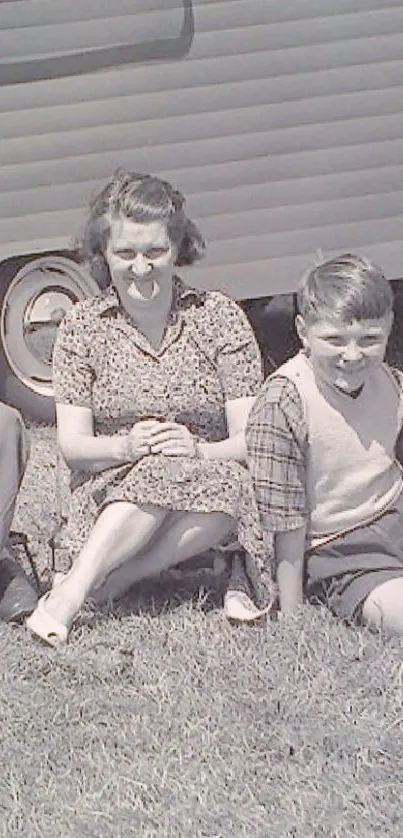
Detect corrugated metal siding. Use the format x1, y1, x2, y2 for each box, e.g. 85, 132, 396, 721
1, 0, 403, 296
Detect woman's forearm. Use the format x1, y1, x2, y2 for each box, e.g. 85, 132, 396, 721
275, 525, 307, 615
197, 431, 246, 463
59, 433, 134, 473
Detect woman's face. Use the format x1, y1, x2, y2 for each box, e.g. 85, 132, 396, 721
105, 216, 176, 307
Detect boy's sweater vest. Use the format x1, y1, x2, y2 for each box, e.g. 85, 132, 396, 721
275, 352, 403, 547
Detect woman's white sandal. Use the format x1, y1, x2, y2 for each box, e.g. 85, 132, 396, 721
224, 590, 271, 623
25, 592, 69, 647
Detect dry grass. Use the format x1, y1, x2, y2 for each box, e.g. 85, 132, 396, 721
0, 427, 402, 837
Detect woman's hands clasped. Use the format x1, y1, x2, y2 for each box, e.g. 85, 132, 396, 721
147, 421, 199, 458
124, 419, 199, 461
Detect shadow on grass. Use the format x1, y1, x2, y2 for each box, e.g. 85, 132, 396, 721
76, 566, 230, 633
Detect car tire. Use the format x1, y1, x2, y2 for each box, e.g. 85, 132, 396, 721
0, 252, 99, 423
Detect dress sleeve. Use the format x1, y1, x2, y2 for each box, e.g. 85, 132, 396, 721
52, 305, 95, 408
205, 293, 263, 400
246, 376, 308, 533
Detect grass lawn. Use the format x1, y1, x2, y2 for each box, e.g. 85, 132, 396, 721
0, 427, 402, 837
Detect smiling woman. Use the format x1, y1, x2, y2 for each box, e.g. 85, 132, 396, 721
106, 217, 175, 307
26, 169, 267, 647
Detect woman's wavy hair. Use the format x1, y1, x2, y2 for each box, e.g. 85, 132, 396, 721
77, 169, 206, 288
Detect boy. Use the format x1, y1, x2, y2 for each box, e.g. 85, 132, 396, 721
0, 402, 37, 622
246, 253, 403, 634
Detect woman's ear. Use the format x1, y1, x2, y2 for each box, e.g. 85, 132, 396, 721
171, 240, 179, 266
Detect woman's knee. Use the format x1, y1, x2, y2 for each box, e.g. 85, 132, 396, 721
94, 501, 168, 548
100, 500, 167, 524
196, 510, 234, 535
165, 509, 233, 532
216, 511, 234, 537
361, 578, 403, 636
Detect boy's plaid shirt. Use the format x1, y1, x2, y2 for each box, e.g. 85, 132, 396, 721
245, 376, 309, 533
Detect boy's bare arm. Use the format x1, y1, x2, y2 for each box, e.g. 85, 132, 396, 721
275, 525, 307, 615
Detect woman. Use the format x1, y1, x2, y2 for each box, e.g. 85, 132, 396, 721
27, 170, 268, 646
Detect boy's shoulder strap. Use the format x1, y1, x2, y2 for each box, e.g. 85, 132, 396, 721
268, 350, 308, 382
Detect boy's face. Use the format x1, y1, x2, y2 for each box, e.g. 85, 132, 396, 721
296, 313, 393, 394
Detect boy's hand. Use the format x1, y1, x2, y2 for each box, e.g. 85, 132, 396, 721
275, 526, 306, 615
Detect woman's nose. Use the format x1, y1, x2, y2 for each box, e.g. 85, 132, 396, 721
130, 254, 152, 277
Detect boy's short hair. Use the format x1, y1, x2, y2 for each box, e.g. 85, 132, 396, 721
297, 253, 394, 323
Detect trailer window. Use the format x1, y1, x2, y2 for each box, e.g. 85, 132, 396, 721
0, 0, 193, 85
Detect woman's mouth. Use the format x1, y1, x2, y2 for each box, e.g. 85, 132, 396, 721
127, 276, 158, 300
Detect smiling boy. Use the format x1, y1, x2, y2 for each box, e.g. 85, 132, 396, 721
246, 253, 403, 634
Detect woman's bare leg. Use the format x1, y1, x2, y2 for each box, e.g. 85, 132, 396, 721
41, 501, 168, 627
95, 510, 234, 603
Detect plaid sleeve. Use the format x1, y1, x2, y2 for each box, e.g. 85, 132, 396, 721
246, 376, 308, 532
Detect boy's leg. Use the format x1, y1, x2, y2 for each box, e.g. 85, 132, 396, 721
305, 509, 403, 632
0, 403, 37, 621
362, 578, 403, 635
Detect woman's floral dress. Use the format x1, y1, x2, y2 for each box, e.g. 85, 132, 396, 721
52, 277, 266, 568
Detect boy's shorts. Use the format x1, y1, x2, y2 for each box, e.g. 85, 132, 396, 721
305, 491, 403, 622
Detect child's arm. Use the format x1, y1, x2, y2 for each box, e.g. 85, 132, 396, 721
246, 375, 308, 614
275, 525, 306, 615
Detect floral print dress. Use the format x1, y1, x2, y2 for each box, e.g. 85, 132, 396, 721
52, 277, 265, 562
